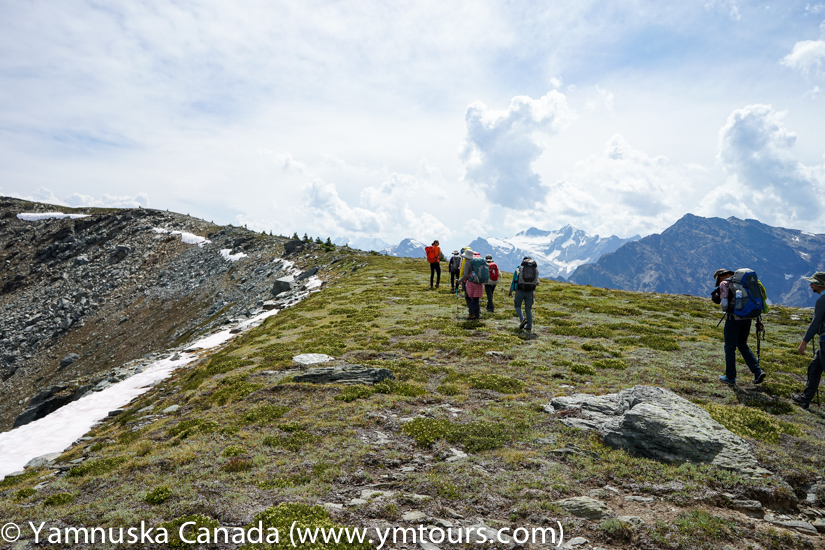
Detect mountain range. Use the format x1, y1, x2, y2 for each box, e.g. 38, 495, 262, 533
568, 213, 825, 307
374, 227, 640, 279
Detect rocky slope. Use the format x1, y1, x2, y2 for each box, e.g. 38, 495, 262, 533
0, 197, 365, 433
568, 213, 825, 307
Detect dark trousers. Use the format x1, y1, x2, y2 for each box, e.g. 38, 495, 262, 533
468, 297, 480, 318
485, 285, 495, 312
450, 271, 457, 290
514, 290, 534, 330
723, 317, 760, 380
429, 262, 441, 287
802, 348, 825, 403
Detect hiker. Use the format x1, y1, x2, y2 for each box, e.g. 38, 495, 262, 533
458, 249, 484, 320
484, 254, 500, 313
508, 257, 539, 331
448, 250, 461, 291
714, 268, 766, 386
425, 240, 442, 289
792, 272, 825, 409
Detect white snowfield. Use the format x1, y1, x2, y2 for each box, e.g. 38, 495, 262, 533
220, 249, 247, 262
152, 227, 210, 247
0, 274, 323, 478
17, 212, 89, 221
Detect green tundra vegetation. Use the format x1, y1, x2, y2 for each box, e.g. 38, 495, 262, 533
1, 252, 823, 549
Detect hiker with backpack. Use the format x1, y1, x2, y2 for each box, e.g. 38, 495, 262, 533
508, 257, 539, 331
424, 240, 442, 289
457, 249, 488, 320
713, 268, 767, 386
484, 254, 500, 313
448, 250, 462, 291
791, 272, 825, 409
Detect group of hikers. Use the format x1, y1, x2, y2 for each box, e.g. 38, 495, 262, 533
426, 240, 825, 410
424, 240, 539, 331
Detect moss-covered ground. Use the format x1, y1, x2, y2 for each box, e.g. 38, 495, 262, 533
1, 253, 824, 549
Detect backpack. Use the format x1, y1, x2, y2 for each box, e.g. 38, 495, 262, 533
425, 246, 439, 263
517, 259, 538, 291
729, 268, 766, 319
469, 257, 489, 284
486, 262, 499, 285
449, 256, 461, 273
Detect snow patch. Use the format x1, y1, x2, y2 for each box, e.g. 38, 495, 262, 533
220, 249, 247, 262
17, 212, 89, 221
152, 227, 211, 247
786, 274, 794, 280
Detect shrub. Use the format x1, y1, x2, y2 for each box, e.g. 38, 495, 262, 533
223, 445, 246, 457
250, 503, 372, 550
44, 493, 74, 506
401, 417, 528, 452
222, 458, 253, 472
639, 335, 680, 351
14, 487, 36, 500
509, 359, 530, 367
167, 419, 219, 440
263, 431, 317, 451
703, 403, 802, 443
336, 385, 374, 402
66, 457, 127, 478
374, 379, 427, 397
467, 373, 524, 394
570, 363, 595, 375
144, 486, 172, 505
436, 384, 462, 396
240, 404, 290, 424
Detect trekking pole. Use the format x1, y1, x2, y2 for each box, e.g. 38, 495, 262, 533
455, 287, 460, 321
755, 317, 763, 364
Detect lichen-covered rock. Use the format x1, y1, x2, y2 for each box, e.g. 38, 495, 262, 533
547, 385, 770, 477
291, 365, 394, 385
553, 496, 613, 519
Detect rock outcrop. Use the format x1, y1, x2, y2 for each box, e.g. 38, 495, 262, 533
547, 385, 770, 477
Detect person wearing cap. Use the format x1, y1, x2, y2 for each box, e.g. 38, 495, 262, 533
714, 268, 766, 386
457, 249, 484, 319
448, 250, 461, 291
483, 254, 499, 313
791, 272, 825, 409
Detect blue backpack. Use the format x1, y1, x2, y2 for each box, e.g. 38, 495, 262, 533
469, 258, 489, 284
730, 268, 765, 319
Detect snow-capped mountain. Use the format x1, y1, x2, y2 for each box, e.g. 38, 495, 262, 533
469, 226, 640, 279
381, 238, 429, 258
332, 236, 390, 252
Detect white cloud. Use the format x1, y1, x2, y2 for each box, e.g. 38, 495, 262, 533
459, 91, 574, 209
584, 86, 615, 112
782, 39, 825, 77
64, 193, 149, 209
534, 135, 705, 238
703, 104, 825, 228
704, 0, 741, 21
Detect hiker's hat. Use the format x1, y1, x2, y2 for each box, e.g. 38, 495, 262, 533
713, 268, 734, 283
485, 254, 493, 261
463, 249, 474, 259
452, 250, 459, 255
804, 272, 825, 286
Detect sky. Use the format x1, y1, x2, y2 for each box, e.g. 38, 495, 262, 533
1, 1, 825, 249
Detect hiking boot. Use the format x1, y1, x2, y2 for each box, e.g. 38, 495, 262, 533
719, 375, 736, 386
753, 370, 766, 385
791, 393, 810, 409
519, 319, 528, 329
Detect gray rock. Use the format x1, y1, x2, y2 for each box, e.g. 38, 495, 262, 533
563, 537, 589, 548
296, 267, 319, 280
625, 496, 655, 503
272, 275, 296, 295
548, 385, 768, 476
616, 516, 644, 527
59, 353, 79, 368
292, 365, 395, 385
24, 452, 62, 469
554, 496, 614, 519
767, 519, 818, 536
162, 405, 180, 414
283, 240, 305, 254
402, 511, 427, 522
812, 518, 825, 533
732, 499, 764, 518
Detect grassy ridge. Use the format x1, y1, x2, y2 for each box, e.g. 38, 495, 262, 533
1, 253, 823, 549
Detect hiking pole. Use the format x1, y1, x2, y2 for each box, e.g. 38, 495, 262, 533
455, 287, 460, 321
755, 317, 764, 364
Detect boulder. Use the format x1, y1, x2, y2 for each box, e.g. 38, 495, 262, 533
59, 353, 79, 368
553, 496, 613, 519
272, 275, 295, 295
547, 386, 769, 477
293, 353, 335, 365
296, 267, 319, 281
292, 365, 394, 385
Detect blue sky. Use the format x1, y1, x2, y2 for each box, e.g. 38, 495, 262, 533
1, 1, 824, 248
